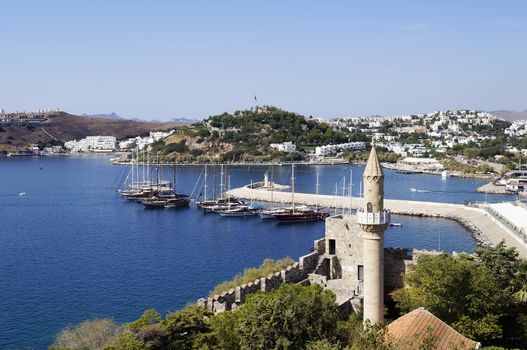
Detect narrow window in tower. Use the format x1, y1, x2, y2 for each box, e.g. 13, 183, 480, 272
358, 265, 364, 281
329, 239, 336, 255
367, 202, 373, 212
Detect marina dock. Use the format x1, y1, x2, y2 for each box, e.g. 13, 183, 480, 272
228, 185, 527, 258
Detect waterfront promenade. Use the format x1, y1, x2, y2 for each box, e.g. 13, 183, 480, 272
228, 186, 527, 258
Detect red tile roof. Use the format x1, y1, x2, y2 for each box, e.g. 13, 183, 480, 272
387, 308, 480, 350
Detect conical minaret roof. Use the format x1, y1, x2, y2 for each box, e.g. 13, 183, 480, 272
363, 137, 383, 178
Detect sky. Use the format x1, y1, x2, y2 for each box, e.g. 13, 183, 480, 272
0, 0, 526, 120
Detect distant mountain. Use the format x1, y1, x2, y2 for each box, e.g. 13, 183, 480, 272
168, 117, 197, 125
81, 112, 123, 120
490, 110, 527, 121
81, 113, 197, 125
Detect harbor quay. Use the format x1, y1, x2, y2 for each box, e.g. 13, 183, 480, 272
228, 185, 527, 258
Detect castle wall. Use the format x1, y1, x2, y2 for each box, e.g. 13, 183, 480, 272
199, 261, 310, 313
324, 215, 363, 282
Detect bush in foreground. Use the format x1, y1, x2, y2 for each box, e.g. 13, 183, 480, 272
50, 318, 121, 350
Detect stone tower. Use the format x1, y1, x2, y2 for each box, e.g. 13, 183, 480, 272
358, 138, 390, 324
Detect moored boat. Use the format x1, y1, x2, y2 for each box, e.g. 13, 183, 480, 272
271, 163, 329, 222
274, 210, 329, 222
218, 206, 257, 217
258, 208, 287, 219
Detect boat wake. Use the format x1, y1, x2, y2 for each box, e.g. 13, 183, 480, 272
410, 188, 431, 193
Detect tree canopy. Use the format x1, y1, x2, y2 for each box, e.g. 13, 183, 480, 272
393, 244, 527, 348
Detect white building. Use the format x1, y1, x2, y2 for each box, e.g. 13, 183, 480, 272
65, 136, 117, 152
118, 130, 175, 150
396, 157, 444, 171
270, 141, 296, 153
315, 142, 366, 157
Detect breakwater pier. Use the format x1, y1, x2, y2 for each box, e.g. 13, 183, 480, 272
228, 185, 527, 257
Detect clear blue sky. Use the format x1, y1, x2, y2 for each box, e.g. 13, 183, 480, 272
1, 0, 526, 120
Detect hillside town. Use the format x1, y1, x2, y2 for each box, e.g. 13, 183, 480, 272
323, 110, 517, 157
9, 109, 527, 164
0, 108, 60, 123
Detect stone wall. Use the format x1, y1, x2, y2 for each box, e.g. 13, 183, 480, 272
199, 262, 309, 313
199, 238, 327, 313
299, 238, 325, 272
384, 248, 411, 292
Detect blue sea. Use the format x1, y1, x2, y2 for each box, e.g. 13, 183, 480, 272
0, 157, 514, 349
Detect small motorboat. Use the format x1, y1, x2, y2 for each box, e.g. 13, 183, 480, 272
389, 223, 402, 227
18, 192, 27, 196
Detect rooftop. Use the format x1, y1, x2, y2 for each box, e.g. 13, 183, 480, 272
387, 308, 479, 350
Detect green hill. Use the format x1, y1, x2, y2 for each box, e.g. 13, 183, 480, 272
152, 106, 368, 162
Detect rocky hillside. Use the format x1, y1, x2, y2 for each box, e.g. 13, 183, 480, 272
0, 112, 178, 153
491, 110, 527, 121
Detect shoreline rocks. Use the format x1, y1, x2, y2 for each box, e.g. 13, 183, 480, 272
391, 209, 492, 247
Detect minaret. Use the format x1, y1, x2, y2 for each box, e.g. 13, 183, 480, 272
358, 137, 390, 325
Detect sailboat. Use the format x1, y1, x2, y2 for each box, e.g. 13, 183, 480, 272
141, 158, 190, 208
273, 163, 329, 222
120, 149, 171, 200
259, 163, 287, 219
197, 164, 245, 212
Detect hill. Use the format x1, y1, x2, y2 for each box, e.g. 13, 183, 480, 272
150, 106, 368, 162
491, 110, 527, 121
0, 112, 178, 153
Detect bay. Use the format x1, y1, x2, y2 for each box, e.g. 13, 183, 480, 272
0, 156, 512, 349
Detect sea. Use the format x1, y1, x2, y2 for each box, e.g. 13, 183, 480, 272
0, 156, 515, 349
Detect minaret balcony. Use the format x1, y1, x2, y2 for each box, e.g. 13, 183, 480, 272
356, 210, 391, 225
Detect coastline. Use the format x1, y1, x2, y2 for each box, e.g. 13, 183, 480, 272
1, 153, 501, 181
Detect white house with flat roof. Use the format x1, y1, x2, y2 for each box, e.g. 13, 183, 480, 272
270, 141, 296, 153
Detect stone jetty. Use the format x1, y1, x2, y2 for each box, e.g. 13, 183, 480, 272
228, 186, 527, 258
476, 182, 509, 194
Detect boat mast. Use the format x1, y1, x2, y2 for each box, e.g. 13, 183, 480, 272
291, 163, 295, 214
156, 152, 160, 191
136, 146, 140, 188
227, 174, 231, 205
173, 162, 177, 194
147, 150, 150, 186
212, 165, 216, 202
141, 146, 145, 185
131, 149, 134, 190
271, 162, 275, 208
342, 176, 346, 214
349, 169, 353, 214
315, 171, 319, 211
220, 164, 224, 200
204, 164, 208, 202
334, 182, 338, 215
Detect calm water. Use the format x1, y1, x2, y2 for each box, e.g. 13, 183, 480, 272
0, 157, 513, 349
